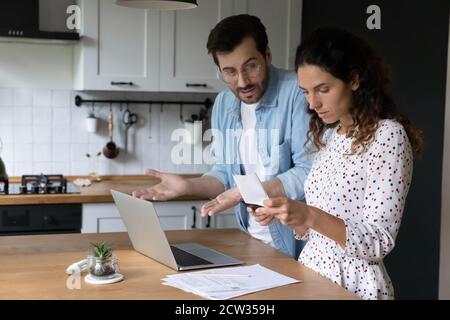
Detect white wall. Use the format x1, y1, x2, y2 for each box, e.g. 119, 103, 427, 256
0, 0, 77, 89
0, 88, 214, 176
439, 6, 450, 300
0, 42, 74, 89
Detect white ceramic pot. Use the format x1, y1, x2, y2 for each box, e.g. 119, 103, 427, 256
85, 117, 98, 133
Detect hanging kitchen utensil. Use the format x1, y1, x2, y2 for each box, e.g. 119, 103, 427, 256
85, 102, 99, 133
103, 103, 119, 159
122, 103, 138, 153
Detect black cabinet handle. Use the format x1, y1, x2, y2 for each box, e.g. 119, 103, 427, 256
111, 81, 134, 86
186, 83, 208, 88
206, 216, 211, 228
191, 206, 197, 229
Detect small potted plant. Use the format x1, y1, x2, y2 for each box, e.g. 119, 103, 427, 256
87, 242, 119, 277
85, 111, 98, 133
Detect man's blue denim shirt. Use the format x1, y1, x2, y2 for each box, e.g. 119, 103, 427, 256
204, 65, 312, 259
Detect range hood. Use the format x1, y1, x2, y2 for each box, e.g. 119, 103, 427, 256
0, 0, 79, 42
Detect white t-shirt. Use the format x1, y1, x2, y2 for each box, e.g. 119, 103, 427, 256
239, 101, 274, 247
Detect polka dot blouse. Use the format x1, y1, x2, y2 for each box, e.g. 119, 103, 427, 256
300, 119, 413, 300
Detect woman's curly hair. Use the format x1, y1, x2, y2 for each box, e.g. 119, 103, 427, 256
295, 27, 423, 157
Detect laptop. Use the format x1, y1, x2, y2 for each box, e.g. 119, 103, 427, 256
110, 190, 243, 271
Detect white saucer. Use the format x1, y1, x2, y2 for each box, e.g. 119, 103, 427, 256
84, 273, 124, 285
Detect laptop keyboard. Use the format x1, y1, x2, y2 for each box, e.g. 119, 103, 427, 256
170, 246, 212, 267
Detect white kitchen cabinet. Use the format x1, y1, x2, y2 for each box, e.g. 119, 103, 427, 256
73, 0, 302, 92
73, 0, 160, 91
81, 201, 238, 233
208, 208, 239, 229
193, 207, 238, 229
153, 201, 197, 230
82, 203, 126, 233
159, 0, 232, 92
159, 0, 302, 92
153, 203, 239, 229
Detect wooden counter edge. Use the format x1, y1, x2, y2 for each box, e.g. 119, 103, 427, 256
6, 174, 203, 183
0, 174, 209, 205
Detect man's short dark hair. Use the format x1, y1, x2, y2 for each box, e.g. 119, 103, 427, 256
206, 14, 268, 68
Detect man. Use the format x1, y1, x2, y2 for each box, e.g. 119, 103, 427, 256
133, 14, 311, 259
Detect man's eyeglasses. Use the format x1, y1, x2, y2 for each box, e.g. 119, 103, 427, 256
219, 62, 263, 84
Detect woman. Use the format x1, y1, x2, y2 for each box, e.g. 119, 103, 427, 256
250, 27, 423, 300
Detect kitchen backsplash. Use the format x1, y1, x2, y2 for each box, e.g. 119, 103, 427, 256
0, 87, 216, 176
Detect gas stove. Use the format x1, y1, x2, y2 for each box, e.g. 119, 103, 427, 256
0, 174, 80, 195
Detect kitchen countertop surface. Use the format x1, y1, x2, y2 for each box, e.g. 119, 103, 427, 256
0, 229, 360, 300
0, 175, 208, 205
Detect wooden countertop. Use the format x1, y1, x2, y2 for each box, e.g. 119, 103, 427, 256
0, 175, 209, 205
0, 229, 359, 300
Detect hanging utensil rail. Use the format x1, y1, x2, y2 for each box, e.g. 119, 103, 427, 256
74, 95, 213, 109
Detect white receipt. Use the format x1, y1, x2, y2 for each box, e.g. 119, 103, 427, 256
233, 173, 268, 207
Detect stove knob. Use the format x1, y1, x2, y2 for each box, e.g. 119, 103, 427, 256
56, 186, 63, 193
32, 186, 40, 194
19, 186, 28, 194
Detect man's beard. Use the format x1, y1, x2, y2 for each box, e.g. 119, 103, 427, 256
235, 65, 270, 103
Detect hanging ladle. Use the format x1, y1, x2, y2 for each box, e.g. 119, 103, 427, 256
103, 103, 119, 159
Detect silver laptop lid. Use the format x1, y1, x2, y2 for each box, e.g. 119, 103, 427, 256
110, 190, 178, 270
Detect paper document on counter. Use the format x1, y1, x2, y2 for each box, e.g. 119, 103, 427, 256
233, 173, 269, 207
162, 264, 301, 300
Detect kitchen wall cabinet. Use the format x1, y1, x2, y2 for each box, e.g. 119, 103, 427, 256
73, 0, 160, 91
74, 0, 302, 92
158, 0, 232, 92
81, 201, 237, 233
158, 0, 302, 92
